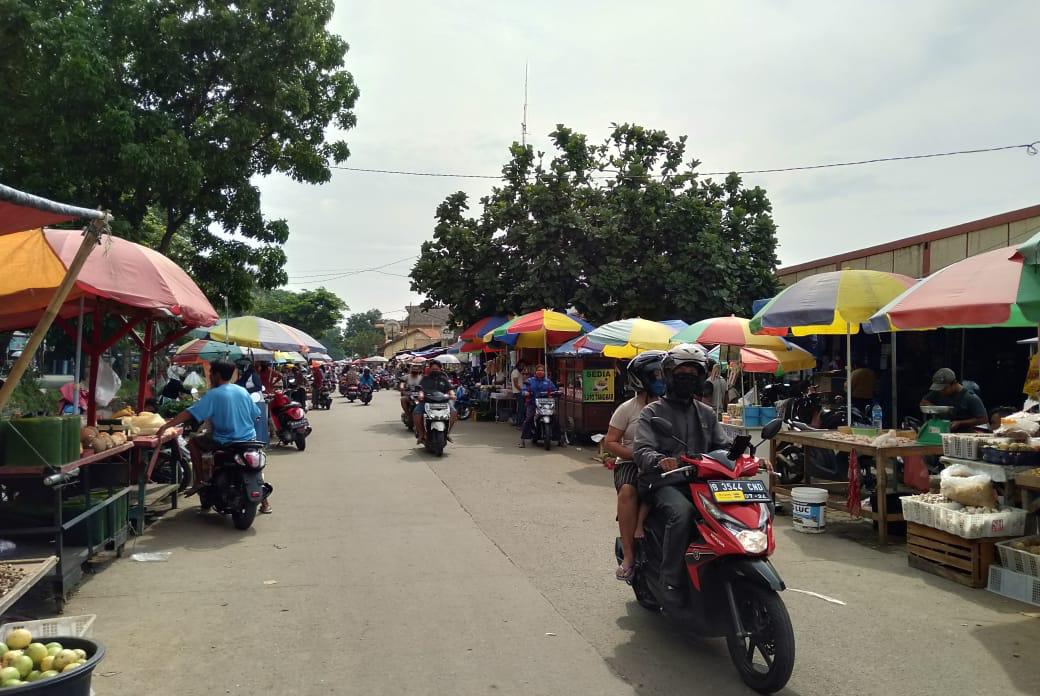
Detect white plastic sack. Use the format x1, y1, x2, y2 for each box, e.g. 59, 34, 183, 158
940, 464, 997, 508
94, 357, 121, 407
182, 371, 205, 388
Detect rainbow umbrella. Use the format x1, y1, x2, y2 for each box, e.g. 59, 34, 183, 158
868, 232, 1040, 330
576, 318, 678, 358
483, 310, 593, 349
195, 315, 326, 353
751, 269, 915, 424
709, 343, 816, 376
460, 315, 509, 341
673, 316, 789, 348
273, 351, 307, 364
172, 339, 273, 365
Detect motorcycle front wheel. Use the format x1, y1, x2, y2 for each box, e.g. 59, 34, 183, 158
542, 423, 552, 451
232, 501, 259, 530
725, 581, 795, 694
426, 429, 446, 456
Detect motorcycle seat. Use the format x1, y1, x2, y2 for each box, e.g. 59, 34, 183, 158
425, 391, 451, 404
212, 440, 266, 454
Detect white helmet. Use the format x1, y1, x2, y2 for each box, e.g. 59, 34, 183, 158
662, 343, 709, 398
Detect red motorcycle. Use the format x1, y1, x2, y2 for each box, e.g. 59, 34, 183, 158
616, 417, 794, 693
268, 391, 311, 451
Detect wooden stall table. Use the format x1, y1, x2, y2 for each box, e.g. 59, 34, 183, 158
0, 557, 58, 615
771, 430, 943, 544
129, 428, 183, 532
1013, 470, 1040, 514
490, 391, 516, 422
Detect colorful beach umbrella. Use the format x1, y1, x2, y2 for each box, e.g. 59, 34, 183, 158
195, 315, 326, 353
459, 315, 509, 341
172, 340, 274, 365
708, 344, 816, 376
576, 318, 678, 358
483, 310, 593, 348
868, 232, 1040, 330
273, 351, 308, 364
750, 269, 915, 424
673, 316, 789, 348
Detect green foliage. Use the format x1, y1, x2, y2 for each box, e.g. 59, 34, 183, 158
1, 375, 59, 417
251, 287, 348, 338
410, 123, 779, 326
158, 396, 195, 418
318, 328, 346, 360
0, 0, 359, 310
341, 309, 383, 358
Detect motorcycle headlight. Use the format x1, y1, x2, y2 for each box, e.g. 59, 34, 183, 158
735, 530, 768, 554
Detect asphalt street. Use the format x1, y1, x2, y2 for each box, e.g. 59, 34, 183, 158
67, 391, 1040, 695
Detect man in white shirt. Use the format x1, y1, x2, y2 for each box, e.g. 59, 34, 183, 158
510, 360, 526, 426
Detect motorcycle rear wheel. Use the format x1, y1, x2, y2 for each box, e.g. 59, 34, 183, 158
294, 433, 307, 451
232, 501, 259, 530
724, 581, 795, 694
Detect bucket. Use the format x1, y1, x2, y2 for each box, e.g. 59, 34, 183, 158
792, 487, 828, 533
11, 636, 105, 695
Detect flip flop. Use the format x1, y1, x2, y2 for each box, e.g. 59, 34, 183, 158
615, 564, 635, 582
260, 507, 273, 514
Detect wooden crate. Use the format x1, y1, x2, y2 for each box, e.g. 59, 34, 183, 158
906, 522, 1012, 588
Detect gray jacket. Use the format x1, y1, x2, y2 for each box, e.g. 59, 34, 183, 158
634, 397, 732, 477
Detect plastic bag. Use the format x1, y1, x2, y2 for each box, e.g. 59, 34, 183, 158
183, 371, 205, 388
940, 464, 997, 508
93, 357, 121, 407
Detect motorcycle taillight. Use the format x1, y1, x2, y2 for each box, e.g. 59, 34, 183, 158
288, 407, 305, 419
243, 450, 264, 469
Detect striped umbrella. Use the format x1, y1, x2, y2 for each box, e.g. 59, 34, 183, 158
576, 318, 678, 358
750, 269, 915, 424
483, 310, 593, 348
708, 343, 816, 376
673, 316, 789, 348
459, 315, 509, 341
273, 351, 308, 364
868, 232, 1040, 330
195, 315, 326, 353
172, 340, 273, 365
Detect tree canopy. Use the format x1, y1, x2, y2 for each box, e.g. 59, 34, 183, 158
252, 288, 347, 338
341, 310, 384, 358
410, 124, 779, 327
0, 0, 359, 309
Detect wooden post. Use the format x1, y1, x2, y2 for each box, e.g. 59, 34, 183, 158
0, 226, 99, 412
136, 319, 154, 412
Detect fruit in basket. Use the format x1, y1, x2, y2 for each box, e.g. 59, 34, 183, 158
71, 649, 85, 661
51, 649, 77, 671
39, 656, 53, 672
39, 670, 57, 679
1, 651, 21, 668
0, 678, 22, 688
24, 644, 46, 667
24, 671, 40, 682
4, 631, 29, 652
12, 655, 32, 679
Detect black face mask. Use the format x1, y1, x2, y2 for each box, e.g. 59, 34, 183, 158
670, 373, 702, 401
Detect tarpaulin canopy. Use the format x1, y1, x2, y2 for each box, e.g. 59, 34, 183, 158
0, 228, 219, 331
0, 183, 107, 236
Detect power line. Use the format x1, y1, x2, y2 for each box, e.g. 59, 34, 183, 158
328, 139, 1038, 180
285, 255, 418, 285
288, 255, 416, 279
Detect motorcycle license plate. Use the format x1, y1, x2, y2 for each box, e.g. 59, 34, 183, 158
707, 479, 770, 503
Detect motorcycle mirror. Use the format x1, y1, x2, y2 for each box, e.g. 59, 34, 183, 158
650, 417, 675, 438
761, 418, 783, 440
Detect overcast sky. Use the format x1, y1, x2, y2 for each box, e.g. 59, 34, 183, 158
258, 0, 1040, 322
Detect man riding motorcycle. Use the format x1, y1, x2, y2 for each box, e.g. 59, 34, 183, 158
359, 367, 375, 390
413, 360, 456, 444
519, 364, 560, 448
400, 363, 423, 416
633, 343, 730, 609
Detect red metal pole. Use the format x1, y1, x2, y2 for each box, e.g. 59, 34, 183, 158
87, 305, 101, 425
137, 320, 154, 412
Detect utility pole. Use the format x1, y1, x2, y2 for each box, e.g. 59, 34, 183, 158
521, 61, 529, 147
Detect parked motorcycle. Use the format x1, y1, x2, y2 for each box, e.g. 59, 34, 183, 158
198, 440, 271, 530
269, 391, 311, 450
454, 383, 473, 421
359, 384, 373, 405
616, 417, 794, 693
284, 376, 309, 411
422, 391, 451, 456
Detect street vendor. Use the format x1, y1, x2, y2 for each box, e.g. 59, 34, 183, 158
920, 367, 987, 432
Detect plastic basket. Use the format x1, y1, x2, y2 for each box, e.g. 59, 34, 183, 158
899, 495, 960, 528
941, 434, 981, 460
934, 505, 1027, 539
997, 536, 1040, 578
0, 614, 95, 640
988, 566, 1040, 607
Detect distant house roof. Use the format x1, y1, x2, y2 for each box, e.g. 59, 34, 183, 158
404, 305, 450, 327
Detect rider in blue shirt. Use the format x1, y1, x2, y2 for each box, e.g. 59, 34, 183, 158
359, 368, 376, 389
519, 364, 559, 446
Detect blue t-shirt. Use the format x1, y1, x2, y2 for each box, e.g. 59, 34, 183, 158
188, 383, 260, 444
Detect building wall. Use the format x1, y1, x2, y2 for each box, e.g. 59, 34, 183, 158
778, 209, 1040, 286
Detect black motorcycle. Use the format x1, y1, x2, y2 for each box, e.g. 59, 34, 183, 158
198, 441, 271, 530
315, 384, 334, 410
345, 384, 359, 403
360, 384, 373, 405
401, 386, 420, 430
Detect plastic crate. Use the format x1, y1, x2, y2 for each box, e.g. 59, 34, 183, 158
941, 434, 981, 460
988, 566, 1040, 606
0, 614, 95, 640
997, 536, 1040, 578
934, 505, 1027, 539
899, 495, 960, 528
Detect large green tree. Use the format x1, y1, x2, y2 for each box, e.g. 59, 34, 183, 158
0, 0, 359, 306
411, 123, 779, 326
341, 309, 383, 358
252, 287, 347, 338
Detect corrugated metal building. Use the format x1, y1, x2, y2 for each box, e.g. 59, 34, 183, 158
778, 204, 1040, 286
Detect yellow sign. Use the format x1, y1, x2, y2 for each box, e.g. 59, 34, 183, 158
582, 369, 615, 403
713, 490, 746, 502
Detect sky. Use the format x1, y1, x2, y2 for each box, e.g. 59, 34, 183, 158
258, 0, 1040, 322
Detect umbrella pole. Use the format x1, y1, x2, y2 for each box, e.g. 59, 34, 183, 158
891, 333, 898, 429
846, 322, 852, 427
74, 296, 84, 389
0, 225, 99, 413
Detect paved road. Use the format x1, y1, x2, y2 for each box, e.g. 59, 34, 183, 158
69, 393, 1040, 695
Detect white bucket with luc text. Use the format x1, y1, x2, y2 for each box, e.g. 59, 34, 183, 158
791, 487, 828, 533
